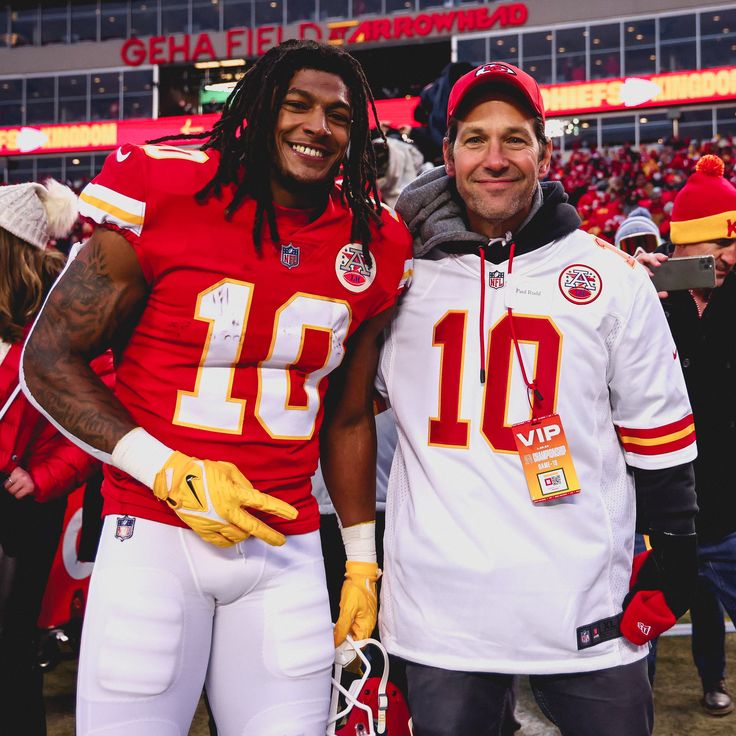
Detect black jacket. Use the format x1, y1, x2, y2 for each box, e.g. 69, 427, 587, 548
662, 275, 736, 542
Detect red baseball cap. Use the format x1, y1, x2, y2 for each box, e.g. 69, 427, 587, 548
447, 62, 545, 124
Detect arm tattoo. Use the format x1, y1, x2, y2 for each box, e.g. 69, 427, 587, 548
24, 236, 147, 454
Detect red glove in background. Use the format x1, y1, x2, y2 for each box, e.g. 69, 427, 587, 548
620, 550, 676, 645
621, 532, 697, 646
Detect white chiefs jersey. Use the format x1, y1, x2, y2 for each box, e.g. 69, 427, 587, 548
377, 230, 696, 675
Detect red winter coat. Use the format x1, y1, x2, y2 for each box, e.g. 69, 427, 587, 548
0, 334, 114, 503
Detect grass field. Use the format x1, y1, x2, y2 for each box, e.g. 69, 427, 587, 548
43, 632, 736, 735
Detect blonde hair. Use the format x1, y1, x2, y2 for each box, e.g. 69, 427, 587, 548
0, 227, 65, 344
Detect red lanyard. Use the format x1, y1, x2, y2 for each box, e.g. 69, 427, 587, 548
505, 241, 544, 418
477, 240, 543, 417
478, 247, 487, 383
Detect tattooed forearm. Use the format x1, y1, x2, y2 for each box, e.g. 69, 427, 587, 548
23, 230, 148, 454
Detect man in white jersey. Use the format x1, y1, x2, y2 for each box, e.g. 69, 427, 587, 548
377, 62, 700, 735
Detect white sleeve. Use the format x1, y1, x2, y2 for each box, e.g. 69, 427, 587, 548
375, 323, 394, 404
375, 408, 398, 507
310, 462, 336, 515
19, 243, 114, 465
375, 362, 388, 402
608, 274, 696, 470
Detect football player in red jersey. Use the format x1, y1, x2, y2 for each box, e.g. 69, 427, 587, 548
21, 40, 413, 736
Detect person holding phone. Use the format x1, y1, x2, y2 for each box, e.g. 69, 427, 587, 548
637, 154, 736, 716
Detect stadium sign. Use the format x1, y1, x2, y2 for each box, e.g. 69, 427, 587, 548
5, 64, 733, 156
0, 96, 421, 156
542, 66, 736, 116
120, 2, 528, 65
0, 115, 220, 156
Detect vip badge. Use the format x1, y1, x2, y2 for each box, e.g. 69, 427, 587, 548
335, 244, 376, 293
512, 414, 581, 504
558, 264, 603, 305
280, 243, 300, 269
488, 270, 505, 289
114, 515, 135, 542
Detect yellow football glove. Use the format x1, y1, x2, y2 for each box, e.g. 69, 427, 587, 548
152, 451, 298, 548
333, 560, 380, 647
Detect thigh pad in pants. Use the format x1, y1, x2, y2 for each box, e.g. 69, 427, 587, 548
83, 566, 185, 698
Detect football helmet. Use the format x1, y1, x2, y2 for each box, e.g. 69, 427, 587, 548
327, 636, 412, 736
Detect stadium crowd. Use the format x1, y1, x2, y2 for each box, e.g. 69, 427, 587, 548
552, 136, 736, 243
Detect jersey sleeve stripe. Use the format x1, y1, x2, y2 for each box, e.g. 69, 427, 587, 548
620, 429, 696, 456
79, 183, 146, 231
617, 424, 695, 447
615, 413, 694, 439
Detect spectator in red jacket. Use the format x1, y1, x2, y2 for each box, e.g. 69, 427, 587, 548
0, 179, 110, 736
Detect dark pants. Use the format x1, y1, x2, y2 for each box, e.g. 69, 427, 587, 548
691, 577, 726, 689
691, 531, 736, 689
0, 493, 67, 736
405, 657, 653, 736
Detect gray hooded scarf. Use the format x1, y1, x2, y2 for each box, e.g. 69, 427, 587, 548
395, 165, 581, 262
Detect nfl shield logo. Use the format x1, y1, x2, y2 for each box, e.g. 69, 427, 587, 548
280, 243, 300, 269
580, 629, 590, 645
489, 270, 505, 289
114, 515, 135, 542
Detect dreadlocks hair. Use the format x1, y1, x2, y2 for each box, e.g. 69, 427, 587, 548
149, 40, 384, 261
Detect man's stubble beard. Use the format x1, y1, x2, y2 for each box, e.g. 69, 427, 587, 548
461, 181, 533, 230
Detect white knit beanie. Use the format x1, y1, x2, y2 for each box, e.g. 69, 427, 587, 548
614, 206, 662, 249
0, 179, 78, 249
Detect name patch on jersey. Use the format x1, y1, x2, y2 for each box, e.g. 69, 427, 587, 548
335, 244, 376, 293
558, 264, 602, 305
280, 243, 301, 270
114, 515, 136, 542
488, 270, 505, 289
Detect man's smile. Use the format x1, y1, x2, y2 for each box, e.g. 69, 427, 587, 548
289, 142, 328, 159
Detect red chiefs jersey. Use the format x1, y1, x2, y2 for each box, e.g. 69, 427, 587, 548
78, 143, 413, 534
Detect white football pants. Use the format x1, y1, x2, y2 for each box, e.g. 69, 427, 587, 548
76, 516, 334, 735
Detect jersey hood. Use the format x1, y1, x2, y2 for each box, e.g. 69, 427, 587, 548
395, 165, 581, 261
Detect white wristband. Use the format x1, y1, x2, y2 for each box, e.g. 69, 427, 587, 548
111, 427, 174, 489
340, 521, 377, 563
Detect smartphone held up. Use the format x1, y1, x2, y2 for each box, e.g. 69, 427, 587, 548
650, 255, 716, 293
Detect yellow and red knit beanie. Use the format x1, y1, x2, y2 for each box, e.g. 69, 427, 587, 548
670, 155, 736, 245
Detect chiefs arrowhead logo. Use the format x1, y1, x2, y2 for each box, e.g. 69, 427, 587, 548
475, 62, 517, 78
